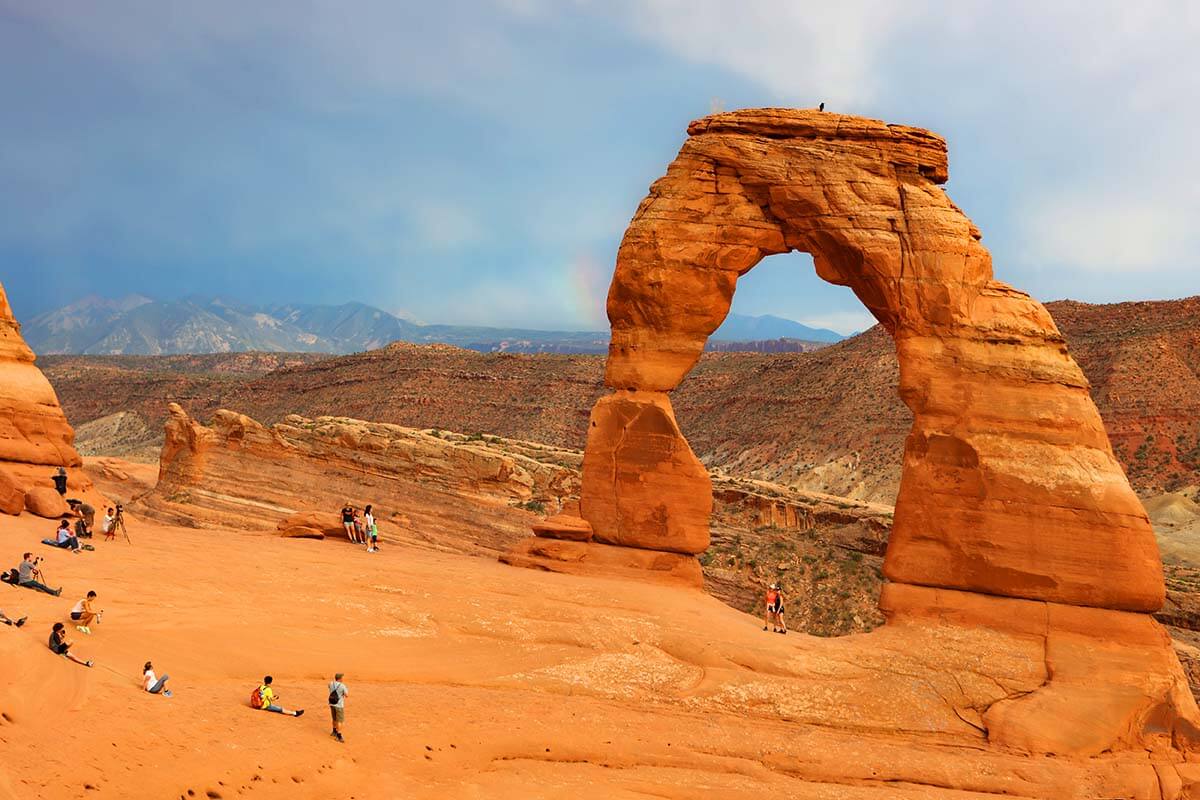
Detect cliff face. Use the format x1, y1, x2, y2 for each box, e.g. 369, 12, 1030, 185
0, 281, 81, 469
137, 403, 581, 556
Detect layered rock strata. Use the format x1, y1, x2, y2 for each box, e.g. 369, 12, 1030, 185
0, 280, 95, 513
550, 107, 1195, 760
138, 404, 580, 556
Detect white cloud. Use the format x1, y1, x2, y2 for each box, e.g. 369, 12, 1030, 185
798, 310, 878, 337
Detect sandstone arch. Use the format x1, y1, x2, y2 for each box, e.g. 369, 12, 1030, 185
580, 108, 1163, 613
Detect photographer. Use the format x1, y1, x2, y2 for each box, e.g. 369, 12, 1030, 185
17, 553, 62, 596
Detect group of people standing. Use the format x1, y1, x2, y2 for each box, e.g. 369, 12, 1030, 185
340, 503, 379, 553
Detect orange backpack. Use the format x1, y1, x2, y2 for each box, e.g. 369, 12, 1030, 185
250, 686, 264, 709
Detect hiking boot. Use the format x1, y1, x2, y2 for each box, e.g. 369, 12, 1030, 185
163, 690, 173, 698
53, 588, 63, 596
85, 660, 94, 667
76, 625, 90, 634
295, 709, 305, 718
15, 617, 26, 628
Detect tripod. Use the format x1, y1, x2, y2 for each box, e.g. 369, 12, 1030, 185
112, 507, 132, 544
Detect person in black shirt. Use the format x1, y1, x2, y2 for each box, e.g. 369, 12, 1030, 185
49, 622, 93, 667
51, 467, 68, 496
341, 504, 358, 543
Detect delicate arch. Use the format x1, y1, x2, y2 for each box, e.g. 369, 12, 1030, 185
580, 108, 1162, 612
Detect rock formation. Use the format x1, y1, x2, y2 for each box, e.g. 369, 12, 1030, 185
0, 280, 92, 512
540, 107, 1196, 759
139, 404, 581, 556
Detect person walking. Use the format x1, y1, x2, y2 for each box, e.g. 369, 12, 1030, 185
17, 553, 61, 596
70, 591, 102, 634
253, 676, 304, 717
143, 661, 172, 696
328, 672, 349, 742
48, 622, 93, 667
51, 467, 68, 496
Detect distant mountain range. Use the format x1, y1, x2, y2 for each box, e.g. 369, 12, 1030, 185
22, 295, 846, 355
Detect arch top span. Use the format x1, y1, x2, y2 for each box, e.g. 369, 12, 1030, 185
583, 107, 1165, 612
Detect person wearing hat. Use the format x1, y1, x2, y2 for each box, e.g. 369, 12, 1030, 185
763, 583, 787, 634
328, 672, 349, 742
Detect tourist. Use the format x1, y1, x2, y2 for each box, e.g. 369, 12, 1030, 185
48, 517, 82, 553
353, 508, 366, 543
51, 467, 68, 496
363, 505, 378, 552
328, 672, 348, 741
762, 583, 788, 635
67, 499, 96, 532
254, 676, 304, 717
0, 609, 27, 627
48, 622, 92, 667
70, 590, 102, 634
102, 507, 116, 541
143, 661, 172, 696
17, 553, 61, 596
341, 503, 357, 543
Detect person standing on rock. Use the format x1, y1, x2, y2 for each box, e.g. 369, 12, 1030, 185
17, 553, 61, 596
363, 505, 377, 553
328, 672, 349, 741
341, 503, 358, 544
763, 583, 787, 634
51, 467, 67, 496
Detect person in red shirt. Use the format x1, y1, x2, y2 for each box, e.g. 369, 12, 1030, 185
763, 583, 787, 634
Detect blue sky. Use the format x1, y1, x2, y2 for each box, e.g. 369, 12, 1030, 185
1, 1, 1196, 334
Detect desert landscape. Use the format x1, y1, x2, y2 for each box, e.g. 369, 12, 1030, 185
2, 103, 1200, 800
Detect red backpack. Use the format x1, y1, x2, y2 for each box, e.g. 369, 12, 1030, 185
250, 686, 264, 709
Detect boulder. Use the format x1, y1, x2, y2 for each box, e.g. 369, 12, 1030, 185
530, 514, 593, 542
277, 511, 342, 536
25, 486, 69, 519
0, 467, 23, 515
279, 525, 325, 540
500, 538, 702, 588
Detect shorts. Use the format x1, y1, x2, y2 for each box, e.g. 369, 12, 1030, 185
330, 705, 345, 723
769, 604, 784, 615
70, 611, 83, 620
51, 643, 69, 655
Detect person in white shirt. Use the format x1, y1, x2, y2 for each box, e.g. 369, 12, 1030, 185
102, 508, 116, 541
70, 591, 101, 634
143, 661, 171, 696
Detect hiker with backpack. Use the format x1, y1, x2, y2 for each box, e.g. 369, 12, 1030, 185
328, 672, 349, 741
49, 622, 93, 667
51, 467, 68, 496
16, 554, 61, 596
251, 676, 304, 717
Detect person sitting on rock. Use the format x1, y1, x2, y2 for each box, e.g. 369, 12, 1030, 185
102, 508, 116, 541
763, 583, 787, 634
49, 518, 82, 553
51, 467, 68, 496
0, 609, 27, 627
70, 590, 101, 634
17, 553, 61, 596
341, 504, 357, 543
49, 622, 93, 667
256, 675, 304, 717
143, 661, 172, 696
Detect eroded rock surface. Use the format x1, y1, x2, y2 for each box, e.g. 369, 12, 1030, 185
0, 282, 81, 470
584, 108, 1162, 612
139, 404, 580, 556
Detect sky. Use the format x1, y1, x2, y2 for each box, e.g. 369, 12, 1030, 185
1, 1, 1197, 334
